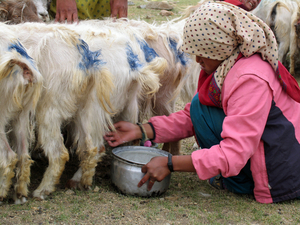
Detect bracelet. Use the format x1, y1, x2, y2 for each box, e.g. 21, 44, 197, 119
136, 123, 148, 146
167, 154, 174, 172
147, 122, 156, 141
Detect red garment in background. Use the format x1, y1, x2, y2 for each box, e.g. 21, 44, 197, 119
224, 0, 248, 10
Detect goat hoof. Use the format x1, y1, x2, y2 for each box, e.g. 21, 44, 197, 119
17, 193, 22, 199
66, 179, 79, 189
77, 183, 91, 191
14, 196, 27, 205
66, 180, 91, 191
33, 196, 44, 201
83, 185, 92, 191
33, 190, 50, 200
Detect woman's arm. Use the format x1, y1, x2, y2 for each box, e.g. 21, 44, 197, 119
104, 101, 195, 146
149, 102, 195, 143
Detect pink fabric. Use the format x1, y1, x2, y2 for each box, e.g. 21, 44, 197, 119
184, 2, 300, 107
143, 140, 152, 147
149, 103, 194, 144
149, 54, 300, 203
197, 54, 300, 108
197, 53, 244, 107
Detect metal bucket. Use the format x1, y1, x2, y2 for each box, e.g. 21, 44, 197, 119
111, 146, 171, 197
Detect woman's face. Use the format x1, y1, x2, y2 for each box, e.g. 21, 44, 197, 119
196, 56, 223, 74
240, 0, 261, 11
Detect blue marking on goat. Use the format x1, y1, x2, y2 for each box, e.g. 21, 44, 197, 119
77, 39, 105, 71
8, 41, 35, 68
137, 38, 159, 63
168, 38, 188, 66
126, 44, 143, 71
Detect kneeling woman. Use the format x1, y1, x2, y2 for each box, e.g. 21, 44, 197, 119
104, 1, 300, 204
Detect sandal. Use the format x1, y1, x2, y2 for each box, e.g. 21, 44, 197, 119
208, 174, 225, 190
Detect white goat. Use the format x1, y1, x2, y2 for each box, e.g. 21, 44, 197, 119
251, 0, 300, 76
83, 18, 201, 155
126, 19, 196, 155
126, 12, 204, 154
6, 22, 116, 200
32, 0, 50, 21
57, 21, 165, 189
0, 23, 42, 204
6, 21, 164, 195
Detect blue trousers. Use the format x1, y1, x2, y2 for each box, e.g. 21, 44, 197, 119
190, 94, 254, 194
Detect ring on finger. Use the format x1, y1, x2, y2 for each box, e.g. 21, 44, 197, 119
149, 179, 155, 183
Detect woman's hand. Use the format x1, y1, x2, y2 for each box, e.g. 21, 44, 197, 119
55, 0, 78, 23
104, 121, 140, 147
137, 156, 170, 191
110, 0, 128, 18
138, 155, 196, 190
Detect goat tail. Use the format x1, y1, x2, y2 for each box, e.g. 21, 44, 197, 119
0, 58, 22, 109
95, 67, 116, 115
136, 57, 166, 121
0, 51, 42, 110
138, 57, 167, 98
169, 64, 188, 104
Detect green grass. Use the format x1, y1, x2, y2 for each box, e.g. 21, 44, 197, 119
128, 0, 199, 23
2, 177, 300, 224
1, 1, 300, 224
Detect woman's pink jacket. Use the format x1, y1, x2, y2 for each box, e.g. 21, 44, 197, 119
149, 54, 300, 203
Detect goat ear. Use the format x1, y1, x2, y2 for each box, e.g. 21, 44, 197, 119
0, 8, 8, 22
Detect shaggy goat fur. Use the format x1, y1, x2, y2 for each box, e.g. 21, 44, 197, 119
0, 0, 42, 24
6, 22, 116, 200
57, 21, 165, 188
251, 0, 300, 76
0, 23, 42, 204
4, 21, 164, 196
85, 18, 202, 155
31, 0, 50, 21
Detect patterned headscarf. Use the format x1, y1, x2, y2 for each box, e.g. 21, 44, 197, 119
182, 1, 285, 107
